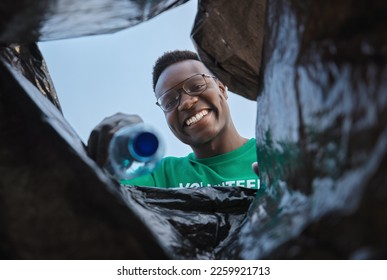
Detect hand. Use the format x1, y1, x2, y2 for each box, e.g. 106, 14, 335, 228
252, 162, 260, 177
87, 113, 143, 167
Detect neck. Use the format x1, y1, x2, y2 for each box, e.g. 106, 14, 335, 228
191, 124, 248, 159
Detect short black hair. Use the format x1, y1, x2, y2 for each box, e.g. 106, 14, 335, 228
152, 50, 200, 91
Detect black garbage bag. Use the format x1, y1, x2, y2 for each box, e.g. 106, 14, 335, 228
0, 43, 62, 112
0, 0, 189, 42
122, 186, 258, 259
191, 0, 266, 101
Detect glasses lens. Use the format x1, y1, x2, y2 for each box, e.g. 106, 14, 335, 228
157, 74, 209, 112
183, 74, 207, 95
159, 90, 180, 111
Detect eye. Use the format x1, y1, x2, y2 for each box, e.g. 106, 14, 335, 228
188, 82, 206, 93
163, 94, 179, 110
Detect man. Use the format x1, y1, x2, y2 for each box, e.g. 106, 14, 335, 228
88, 50, 261, 190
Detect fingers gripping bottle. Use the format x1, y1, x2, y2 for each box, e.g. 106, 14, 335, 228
106, 123, 165, 180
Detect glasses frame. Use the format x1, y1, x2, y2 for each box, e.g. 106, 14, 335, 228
155, 73, 216, 112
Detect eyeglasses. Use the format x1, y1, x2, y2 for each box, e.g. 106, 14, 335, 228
156, 73, 216, 112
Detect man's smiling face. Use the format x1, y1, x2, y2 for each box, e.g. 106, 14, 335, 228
155, 60, 231, 148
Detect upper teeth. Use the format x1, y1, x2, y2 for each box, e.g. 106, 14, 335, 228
186, 110, 209, 126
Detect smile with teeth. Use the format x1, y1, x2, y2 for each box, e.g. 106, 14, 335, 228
185, 110, 209, 126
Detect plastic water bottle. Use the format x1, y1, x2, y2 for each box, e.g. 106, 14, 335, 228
106, 123, 165, 180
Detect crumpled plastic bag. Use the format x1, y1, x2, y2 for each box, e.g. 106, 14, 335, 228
122, 186, 258, 259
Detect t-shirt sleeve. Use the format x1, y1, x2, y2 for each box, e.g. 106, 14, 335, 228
118, 158, 168, 187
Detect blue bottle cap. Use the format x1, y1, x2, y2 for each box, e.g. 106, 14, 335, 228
132, 131, 159, 159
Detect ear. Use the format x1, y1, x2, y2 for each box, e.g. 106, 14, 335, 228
217, 80, 228, 100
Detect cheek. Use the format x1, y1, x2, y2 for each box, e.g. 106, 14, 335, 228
217, 91, 228, 103
217, 91, 229, 107
165, 112, 178, 131
165, 112, 189, 142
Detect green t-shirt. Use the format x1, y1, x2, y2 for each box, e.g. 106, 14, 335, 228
121, 138, 260, 190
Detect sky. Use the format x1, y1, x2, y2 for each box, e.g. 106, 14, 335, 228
38, 0, 257, 157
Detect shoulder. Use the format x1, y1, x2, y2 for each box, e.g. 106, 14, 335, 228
160, 154, 193, 167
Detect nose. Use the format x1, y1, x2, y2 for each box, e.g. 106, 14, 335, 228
177, 92, 198, 111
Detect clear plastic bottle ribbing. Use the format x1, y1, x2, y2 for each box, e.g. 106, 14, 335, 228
106, 123, 165, 180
